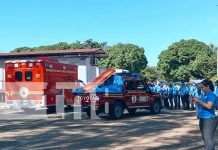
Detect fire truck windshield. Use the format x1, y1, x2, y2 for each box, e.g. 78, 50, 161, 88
25, 71, 32, 81
15, 71, 33, 81
15, 71, 22, 81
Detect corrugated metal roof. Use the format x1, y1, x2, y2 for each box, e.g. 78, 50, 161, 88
0, 48, 106, 58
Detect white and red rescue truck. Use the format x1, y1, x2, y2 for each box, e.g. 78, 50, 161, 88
4, 57, 78, 112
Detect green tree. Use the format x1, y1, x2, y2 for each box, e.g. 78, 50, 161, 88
34, 42, 70, 50
70, 41, 86, 49
83, 39, 107, 48
11, 39, 106, 52
100, 43, 148, 73
157, 39, 216, 82
140, 66, 158, 81
54, 42, 70, 50
11, 47, 33, 52
34, 45, 56, 51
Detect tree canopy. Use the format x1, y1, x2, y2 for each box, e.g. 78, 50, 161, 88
99, 43, 148, 73
10, 38, 217, 82
11, 39, 107, 52
157, 39, 216, 82
140, 66, 159, 82
12, 47, 33, 52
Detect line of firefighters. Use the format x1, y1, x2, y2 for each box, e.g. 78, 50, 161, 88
148, 81, 218, 110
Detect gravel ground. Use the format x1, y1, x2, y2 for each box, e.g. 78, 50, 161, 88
0, 107, 217, 150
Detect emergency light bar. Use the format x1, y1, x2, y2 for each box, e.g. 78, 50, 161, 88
115, 69, 129, 73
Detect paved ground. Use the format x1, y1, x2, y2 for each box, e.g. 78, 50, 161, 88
0, 106, 217, 150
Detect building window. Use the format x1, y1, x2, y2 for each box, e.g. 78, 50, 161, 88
90, 58, 98, 66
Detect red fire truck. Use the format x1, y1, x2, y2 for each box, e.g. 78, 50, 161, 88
4, 57, 78, 112
73, 69, 162, 119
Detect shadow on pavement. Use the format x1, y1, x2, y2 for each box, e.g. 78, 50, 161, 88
0, 109, 215, 150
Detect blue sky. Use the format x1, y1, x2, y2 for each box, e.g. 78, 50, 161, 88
0, 0, 218, 66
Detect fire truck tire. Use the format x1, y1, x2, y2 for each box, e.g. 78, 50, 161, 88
65, 105, 73, 111
127, 108, 137, 114
64, 99, 73, 110
150, 100, 161, 114
110, 102, 124, 119
46, 106, 56, 114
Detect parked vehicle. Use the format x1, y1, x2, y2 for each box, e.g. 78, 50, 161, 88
4, 57, 78, 112
73, 69, 162, 119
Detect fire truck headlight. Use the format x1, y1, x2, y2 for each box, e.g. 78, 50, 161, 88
92, 96, 99, 102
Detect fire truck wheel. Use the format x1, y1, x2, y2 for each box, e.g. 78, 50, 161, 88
127, 108, 137, 114
46, 106, 56, 114
150, 100, 161, 114
64, 99, 73, 110
110, 102, 124, 119
65, 105, 73, 111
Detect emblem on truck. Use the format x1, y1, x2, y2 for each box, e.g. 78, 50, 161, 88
131, 95, 137, 103
19, 87, 29, 98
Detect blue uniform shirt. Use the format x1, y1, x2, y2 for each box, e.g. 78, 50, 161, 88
214, 86, 218, 109
186, 86, 190, 96
192, 90, 203, 99
198, 90, 216, 119
162, 85, 168, 95
168, 87, 173, 95
215, 86, 218, 97
155, 85, 161, 93
189, 86, 196, 96
173, 86, 178, 95
149, 86, 155, 92
180, 86, 188, 96
192, 90, 203, 118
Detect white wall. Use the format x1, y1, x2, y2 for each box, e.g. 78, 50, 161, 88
0, 60, 5, 90
42, 57, 105, 84
0, 68, 4, 90
99, 67, 106, 75
58, 57, 86, 66
78, 65, 87, 84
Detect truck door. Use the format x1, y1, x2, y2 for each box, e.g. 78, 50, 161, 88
126, 80, 150, 107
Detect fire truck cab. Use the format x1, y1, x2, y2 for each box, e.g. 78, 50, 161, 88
73, 69, 162, 119
5, 57, 78, 112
